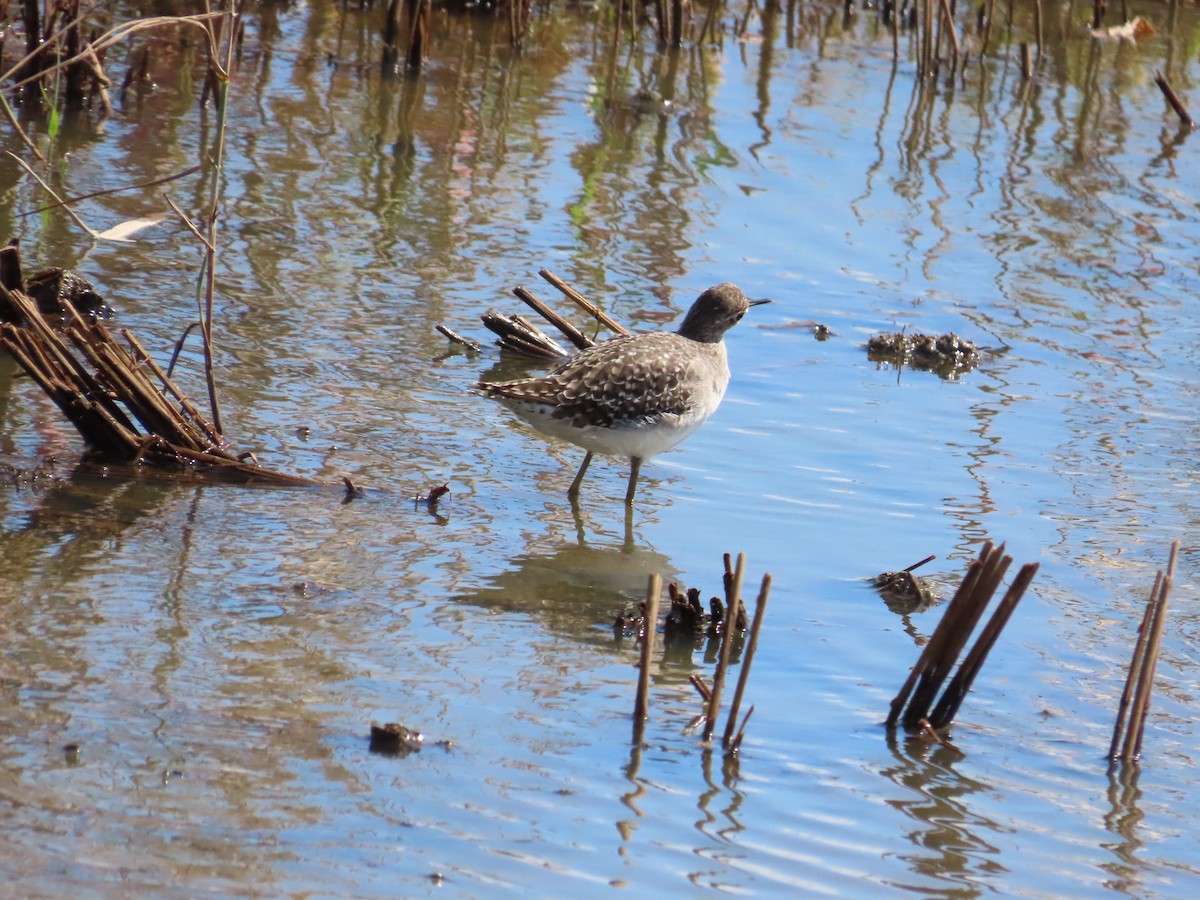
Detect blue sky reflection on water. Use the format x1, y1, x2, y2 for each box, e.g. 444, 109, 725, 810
1, 2, 1199, 895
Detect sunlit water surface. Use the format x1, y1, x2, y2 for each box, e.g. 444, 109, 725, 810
1, 1, 1198, 896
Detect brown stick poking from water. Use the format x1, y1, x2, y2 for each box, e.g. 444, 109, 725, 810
703, 552, 745, 743
405, 0, 431, 71
729, 705, 755, 753
512, 286, 594, 350
1155, 72, 1196, 129
633, 573, 663, 743
1019, 43, 1033, 82
539, 269, 630, 336
905, 554, 937, 573
927, 561, 1039, 729
887, 541, 1036, 732
722, 572, 771, 748
1109, 541, 1179, 764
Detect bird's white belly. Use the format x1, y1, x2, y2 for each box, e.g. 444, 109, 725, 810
502, 387, 724, 460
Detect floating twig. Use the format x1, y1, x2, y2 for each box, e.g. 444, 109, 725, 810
435, 324, 481, 353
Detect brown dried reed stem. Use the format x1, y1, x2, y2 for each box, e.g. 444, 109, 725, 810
1109, 541, 1179, 763
703, 552, 745, 743
937, 0, 960, 79
1019, 43, 1033, 82
512, 286, 594, 351
0, 261, 311, 486
633, 573, 663, 742
723, 572, 771, 748
927, 561, 1039, 728
729, 705, 755, 752
888, 542, 1036, 731
538, 269, 630, 336
1155, 72, 1196, 129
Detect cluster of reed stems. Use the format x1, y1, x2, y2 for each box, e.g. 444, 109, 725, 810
1109, 542, 1179, 765
634, 553, 771, 752
887, 542, 1038, 732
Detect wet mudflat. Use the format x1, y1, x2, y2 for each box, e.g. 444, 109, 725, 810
1, 1, 1198, 896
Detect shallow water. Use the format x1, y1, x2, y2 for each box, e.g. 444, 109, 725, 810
1, 1, 1198, 896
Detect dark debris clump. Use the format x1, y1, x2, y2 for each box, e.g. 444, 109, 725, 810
867, 331, 981, 378
369, 723, 424, 757
871, 568, 940, 615
614, 582, 747, 641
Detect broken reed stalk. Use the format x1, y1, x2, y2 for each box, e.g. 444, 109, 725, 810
703, 552, 746, 743
478, 311, 570, 360
1108, 572, 1159, 761
538, 269, 630, 336
405, 0, 431, 70
886, 542, 1004, 728
937, 0, 960, 79
1109, 541, 1179, 763
888, 542, 1027, 730
689, 673, 712, 702
512, 286, 594, 351
381, 0, 404, 70
729, 705, 755, 752
722, 572, 771, 748
1155, 72, 1196, 128
906, 554, 937, 573
192, 1, 244, 440
0, 254, 311, 485
926, 561, 1039, 728
633, 573, 663, 742
1032, 0, 1044, 66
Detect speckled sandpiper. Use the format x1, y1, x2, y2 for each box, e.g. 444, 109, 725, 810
477, 283, 768, 504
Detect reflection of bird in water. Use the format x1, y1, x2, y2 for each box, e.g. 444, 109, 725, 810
477, 283, 768, 504
457, 538, 679, 646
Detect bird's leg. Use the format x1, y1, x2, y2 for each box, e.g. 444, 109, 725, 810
625, 456, 643, 505
568, 451, 594, 500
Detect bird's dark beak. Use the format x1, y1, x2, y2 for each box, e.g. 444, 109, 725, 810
749, 298, 772, 307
